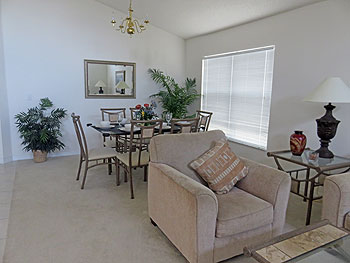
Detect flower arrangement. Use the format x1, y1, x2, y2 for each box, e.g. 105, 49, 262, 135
134, 102, 157, 120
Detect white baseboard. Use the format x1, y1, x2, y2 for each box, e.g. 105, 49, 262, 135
0, 154, 13, 164
12, 151, 80, 162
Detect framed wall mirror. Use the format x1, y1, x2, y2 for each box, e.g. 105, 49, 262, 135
84, 59, 136, 99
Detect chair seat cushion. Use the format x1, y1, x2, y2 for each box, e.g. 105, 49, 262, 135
345, 213, 350, 230
88, 147, 117, 161
215, 187, 273, 237
117, 150, 150, 167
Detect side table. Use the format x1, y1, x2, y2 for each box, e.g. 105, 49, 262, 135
244, 220, 350, 263
267, 149, 350, 225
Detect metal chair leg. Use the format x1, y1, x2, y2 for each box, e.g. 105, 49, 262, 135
81, 161, 89, 189
116, 159, 120, 186
108, 158, 112, 175
124, 170, 128, 183
129, 168, 134, 199
76, 157, 83, 181
150, 218, 157, 227
144, 166, 148, 182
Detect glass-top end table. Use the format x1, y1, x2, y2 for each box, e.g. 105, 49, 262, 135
268, 149, 350, 171
267, 149, 350, 225
244, 220, 350, 263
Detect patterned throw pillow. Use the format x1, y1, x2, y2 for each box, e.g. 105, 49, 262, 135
189, 138, 248, 194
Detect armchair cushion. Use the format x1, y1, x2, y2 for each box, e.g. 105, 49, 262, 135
189, 138, 248, 194
216, 187, 273, 237
345, 214, 350, 230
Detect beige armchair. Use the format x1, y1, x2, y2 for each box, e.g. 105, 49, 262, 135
148, 130, 291, 263
322, 173, 350, 230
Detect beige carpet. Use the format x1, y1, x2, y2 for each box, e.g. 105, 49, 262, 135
3, 155, 321, 263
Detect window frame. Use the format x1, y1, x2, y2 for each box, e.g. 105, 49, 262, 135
200, 45, 275, 151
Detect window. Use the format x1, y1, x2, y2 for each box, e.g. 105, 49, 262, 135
201, 46, 275, 150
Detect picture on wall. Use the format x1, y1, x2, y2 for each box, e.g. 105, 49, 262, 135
115, 71, 126, 86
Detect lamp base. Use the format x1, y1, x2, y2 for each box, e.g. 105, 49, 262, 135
316, 140, 334, 158
315, 103, 340, 159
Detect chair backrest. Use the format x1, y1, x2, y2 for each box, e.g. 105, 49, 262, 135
128, 119, 163, 167
101, 108, 126, 123
71, 113, 89, 159
170, 117, 200, 134
196, 110, 213, 132
150, 130, 226, 184
129, 107, 138, 120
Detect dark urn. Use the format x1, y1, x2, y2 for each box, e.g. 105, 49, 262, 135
315, 103, 340, 158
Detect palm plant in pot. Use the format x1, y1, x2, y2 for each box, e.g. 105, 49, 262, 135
15, 98, 67, 163
148, 69, 200, 118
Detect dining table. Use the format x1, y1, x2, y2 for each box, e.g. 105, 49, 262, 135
88, 122, 175, 153
87, 122, 174, 136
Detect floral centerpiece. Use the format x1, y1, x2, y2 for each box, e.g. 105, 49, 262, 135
134, 102, 157, 120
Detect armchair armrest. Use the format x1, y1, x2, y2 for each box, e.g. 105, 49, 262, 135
322, 173, 350, 228
148, 162, 218, 263
236, 158, 291, 236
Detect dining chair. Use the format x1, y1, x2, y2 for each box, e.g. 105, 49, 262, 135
101, 108, 126, 150
101, 108, 126, 123
116, 119, 163, 199
129, 107, 138, 120
71, 113, 120, 189
196, 110, 213, 132
170, 117, 200, 134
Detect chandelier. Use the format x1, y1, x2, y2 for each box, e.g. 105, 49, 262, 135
111, 0, 149, 36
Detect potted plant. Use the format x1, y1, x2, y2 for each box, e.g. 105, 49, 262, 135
148, 69, 200, 118
15, 98, 67, 163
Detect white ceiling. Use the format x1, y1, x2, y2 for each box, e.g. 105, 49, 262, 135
96, 0, 325, 39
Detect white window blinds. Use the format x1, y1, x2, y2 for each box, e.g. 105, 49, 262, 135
201, 46, 275, 150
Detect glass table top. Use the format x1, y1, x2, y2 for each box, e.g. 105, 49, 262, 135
290, 234, 350, 262
270, 150, 350, 169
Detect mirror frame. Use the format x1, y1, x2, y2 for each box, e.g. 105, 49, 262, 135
84, 59, 136, 99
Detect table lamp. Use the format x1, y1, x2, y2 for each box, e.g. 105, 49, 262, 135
304, 77, 350, 158
95, 80, 107, 94
115, 81, 130, 94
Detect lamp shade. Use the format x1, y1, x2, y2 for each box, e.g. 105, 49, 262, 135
304, 77, 350, 103
95, 80, 106, 88
115, 81, 130, 90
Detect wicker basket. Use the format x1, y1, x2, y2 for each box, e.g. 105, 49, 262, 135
33, 150, 48, 163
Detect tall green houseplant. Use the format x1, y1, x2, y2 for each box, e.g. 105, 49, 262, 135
15, 98, 67, 163
148, 69, 200, 118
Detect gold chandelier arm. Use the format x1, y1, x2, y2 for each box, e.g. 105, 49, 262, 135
133, 19, 145, 33
117, 18, 127, 33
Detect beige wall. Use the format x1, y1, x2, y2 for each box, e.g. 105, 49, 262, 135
0, 0, 12, 163
1, 0, 185, 160
185, 0, 350, 165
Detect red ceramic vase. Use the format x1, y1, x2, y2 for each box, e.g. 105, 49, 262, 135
290, 131, 307, 156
